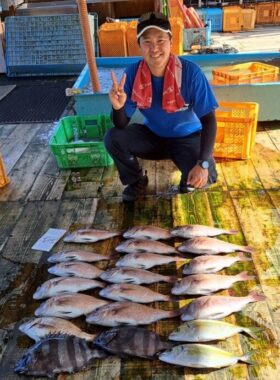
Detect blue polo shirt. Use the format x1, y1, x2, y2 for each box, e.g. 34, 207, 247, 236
124, 58, 218, 138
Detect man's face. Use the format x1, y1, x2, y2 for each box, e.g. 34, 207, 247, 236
139, 28, 172, 75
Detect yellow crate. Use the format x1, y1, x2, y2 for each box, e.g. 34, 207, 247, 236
126, 20, 142, 57
170, 17, 184, 55
274, 2, 280, 24
98, 22, 128, 57
256, 2, 274, 24
0, 153, 10, 188
242, 8, 256, 30
212, 62, 279, 85
214, 102, 259, 159
223, 6, 242, 32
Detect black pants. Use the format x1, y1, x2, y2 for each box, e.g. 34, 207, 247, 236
104, 123, 217, 186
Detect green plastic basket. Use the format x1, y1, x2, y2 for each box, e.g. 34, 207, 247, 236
49, 115, 114, 169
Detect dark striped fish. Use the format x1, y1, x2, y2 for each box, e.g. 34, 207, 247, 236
14, 334, 106, 377
94, 327, 173, 359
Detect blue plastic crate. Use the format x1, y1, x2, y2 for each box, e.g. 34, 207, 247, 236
197, 8, 223, 32
5, 13, 98, 76
183, 24, 211, 51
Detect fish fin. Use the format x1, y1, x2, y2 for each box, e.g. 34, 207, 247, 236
111, 305, 131, 316
143, 235, 153, 240
43, 332, 75, 340
199, 289, 214, 294
137, 264, 148, 269
119, 296, 134, 302
64, 255, 78, 261
165, 295, 179, 302
205, 267, 217, 272
237, 252, 252, 262
239, 350, 258, 365
57, 290, 72, 295
236, 271, 255, 281
123, 278, 138, 284
165, 275, 177, 283
209, 312, 226, 318
168, 309, 182, 318
248, 291, 266, 302
242, 246, 254, 254
228, 229, 238, 235
64, 272, 76, 277
243, 326, 263, 340
108, 253, 120, 260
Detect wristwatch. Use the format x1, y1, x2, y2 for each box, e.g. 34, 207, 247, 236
197, 160, 209, 169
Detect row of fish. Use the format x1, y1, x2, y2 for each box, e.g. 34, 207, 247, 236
16, 223, 264, 376
20, 316, 260, 345
63, 224, 239, 242
16, 323, 257, 377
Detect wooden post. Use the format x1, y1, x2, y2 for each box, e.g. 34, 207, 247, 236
77, 0, 101, 93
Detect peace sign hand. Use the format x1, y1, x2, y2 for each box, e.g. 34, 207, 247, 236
109, 71, 127, 110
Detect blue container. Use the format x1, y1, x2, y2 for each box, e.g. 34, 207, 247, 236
197, 8, 223, 32
5, 13, 98, 77
72, 53, 280, 122
183, 24, 211, 51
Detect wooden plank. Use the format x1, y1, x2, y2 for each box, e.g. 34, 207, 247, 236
0, 124, 41, 174
27, 154, 69, 201
99, 165, 123, 198
229, 190, 280, 379
230, 190, 280, 332
172, 192, 250, 380
0, 124, 17, 141
264, 124, 280, 151
220, 159, 263, 191
0, 198, 100, 380
155, 159, 178, 195
0, 124, 53, 201
251, 129, 280, 189
62, 167, 104, 200
0, 202, 24, 252
267, 190, 280, 215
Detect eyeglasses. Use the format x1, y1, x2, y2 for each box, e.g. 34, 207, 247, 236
138, 12, 168, 24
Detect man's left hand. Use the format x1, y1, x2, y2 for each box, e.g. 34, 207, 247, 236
187, 164, 208, 188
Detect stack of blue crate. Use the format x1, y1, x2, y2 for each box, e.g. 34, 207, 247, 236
196, 8, 223, 32
5, 13, 98, 77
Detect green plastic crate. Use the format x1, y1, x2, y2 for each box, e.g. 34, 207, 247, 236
49, 115, 114, 169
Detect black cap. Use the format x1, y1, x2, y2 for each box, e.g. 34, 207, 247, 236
137, 12, 172, 40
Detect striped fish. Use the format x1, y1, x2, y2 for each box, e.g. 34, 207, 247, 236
14, 334, 106, 377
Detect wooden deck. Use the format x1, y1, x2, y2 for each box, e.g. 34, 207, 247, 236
0, 120, 279, 379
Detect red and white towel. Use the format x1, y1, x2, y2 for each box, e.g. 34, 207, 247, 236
131, 54, 185, 113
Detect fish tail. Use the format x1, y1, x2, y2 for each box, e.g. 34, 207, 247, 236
248, 290, 266, 302
166, 309, 182, 318
228, 229, 238, 235
237, 252, 252, 262
236, 271, 255, 281
108, 252, 120, 260
164, 295, 179, 302
165, 275, 177, 283
239, 350, 258, 365
243, 326, 263, 340
241, 245, 254, 254
80, 332, 96, 341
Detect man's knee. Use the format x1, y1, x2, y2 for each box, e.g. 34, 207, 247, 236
104, 127, 123, 152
